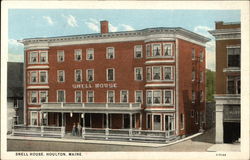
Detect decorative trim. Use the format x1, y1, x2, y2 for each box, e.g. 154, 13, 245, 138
27, 65, 49, 69
27, 86, 50, 89
145, 60, 175, 64
144, 108, 176, 112
145, 83, 175, 87
209, 28, 240, 40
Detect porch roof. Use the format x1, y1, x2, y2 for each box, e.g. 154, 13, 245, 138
40, 102, 142, 114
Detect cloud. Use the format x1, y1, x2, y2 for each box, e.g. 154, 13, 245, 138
193, 25, 216, 71
62, 14, 78, 27
42, 16, 54, 25
120, 24, 135, 31
109, 23, 118, 32
8, 53, 24, 62
8, 39, 23, 47
85, 19, 99, 32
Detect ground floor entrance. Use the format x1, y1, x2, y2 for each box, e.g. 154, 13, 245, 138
223, 122, 240, 143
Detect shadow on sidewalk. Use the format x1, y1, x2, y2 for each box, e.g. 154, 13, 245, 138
191, 127, 215, 144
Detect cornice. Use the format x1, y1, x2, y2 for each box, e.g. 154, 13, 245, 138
209, 28, 241, 40
20, 28, 210, 50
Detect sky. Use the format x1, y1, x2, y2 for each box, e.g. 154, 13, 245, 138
8, 9, 240, 71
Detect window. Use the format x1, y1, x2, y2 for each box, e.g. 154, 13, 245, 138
134, 67, 143, 81
146, 114, 151, 129
107, 68, 115, 81
134, 45, 142, 58
164, 90, 172, 104
227, 76, 240, 94
200, 72, 203, 82
146, 67, 151, 81
180, 113, 184, 129
146, 91, 152, 104
135, 91, 143, 103
192, 48, 195, 60
153, 115, 161, 130
153, 91, 161, 104
57, 70, 65, 82
146, 44, 151, 57
227, 47, 240, 67
86, 48, 94, 60
87, 91, 94, 103
163, 43, 172, 56
192, 71, 195, 81
107, 90, 115, 103
152, 66, 161, 80
75, 91, 82, 103
192, 90, 195, 103
106, 47, 115, 59
86, 69, 94, 82
39, 71, 47, 83
165, 115, 175, 131
120, 90, 128, 103
195, 111, 199, 124
74, 49, 82, 61
30, 51, 38, 63
191, 110, 194, 118
30, 71, 37, 83
200, 90, 203, 102
39, 91, 48, 103
40, 51, 48, 63
163, 67, 172, 80
200, 51, 203, 62
57, 90, 65, 102
30, 91, 38, 104
57, 50, 64, 62
152, 44, 161, 56
75, 69, 82, 82
30, 112, 38, 126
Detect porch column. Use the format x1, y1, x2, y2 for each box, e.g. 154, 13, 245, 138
105, 113, 109, 140
82, 113, 85, 139
41, 111, 43, 126
216, 104, 224, 143
61, 112, 64, 126
140, 113, 142, 130
129, 113, 132, 141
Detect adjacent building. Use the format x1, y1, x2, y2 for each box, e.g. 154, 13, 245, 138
20, 21, 209, 139
7, 62, 24, 133
209, 21, 241, 143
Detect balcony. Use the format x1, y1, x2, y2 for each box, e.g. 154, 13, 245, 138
41, 102, 142, 113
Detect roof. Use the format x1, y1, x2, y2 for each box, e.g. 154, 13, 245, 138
20, 27, 210, 45
7, 62, 24, 98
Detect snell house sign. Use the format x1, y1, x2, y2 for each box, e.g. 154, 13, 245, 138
72, 83, 118, 89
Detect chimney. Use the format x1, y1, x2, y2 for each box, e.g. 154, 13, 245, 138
100, 20, 109, 34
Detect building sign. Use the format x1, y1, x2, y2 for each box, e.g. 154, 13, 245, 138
223, 105, 240, 122
72, 83, 117, 89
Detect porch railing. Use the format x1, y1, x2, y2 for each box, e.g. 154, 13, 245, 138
12, 125, 65, 138
82, 128, 176, 142
41, 102, 141, 110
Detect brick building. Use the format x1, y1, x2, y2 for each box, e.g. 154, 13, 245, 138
209, 21, 241, 143
20, 21, 209, 140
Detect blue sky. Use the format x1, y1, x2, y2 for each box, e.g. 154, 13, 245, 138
8, 9, 240, 71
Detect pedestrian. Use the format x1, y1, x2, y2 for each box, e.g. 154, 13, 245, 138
72, 123, 76, 136
77, 122, 82, 136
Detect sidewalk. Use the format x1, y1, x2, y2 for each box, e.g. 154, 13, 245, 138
207, 143, 240, 152
7, 132, 202, 148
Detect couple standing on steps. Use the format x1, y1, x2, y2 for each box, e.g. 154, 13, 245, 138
72, 122, 82, 136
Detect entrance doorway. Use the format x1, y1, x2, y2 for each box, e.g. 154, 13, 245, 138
153, 115, 161, 130
223, 122, 240, 143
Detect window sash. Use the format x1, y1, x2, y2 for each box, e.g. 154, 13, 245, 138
30, 91, 38, 104
40, 91, 47, 103
30, 112, 38, 126
40, 71, 47, 83
146, 44, 151, 57
75, 70, 82, 82
107, 69, 114, 81
86, 49, 94, 60
57, 51, 64, 62
164, 90, 172, 104
57, 91, 65, 102
58, 70, 65, 82
74, 49, 82, 61
135, 91, 142, 103
75, 91, 82, 103
87, 91, 94, 103
121, 91, 128, 103
152, 67, 161, 80
147, 91, 152, 104
107, 47, 114, 59
152, 44, 161, 56
30, 72, 37, 83
163, 44, 172, 56
87, 69, 94, 82
30, 52, 38, 63
153, 91, 161, 104
163, 67, 172, 80
135, 68, 142, 80
40, 51, 48, 63
134, 45, 142, 58
107, 91, 114, 103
